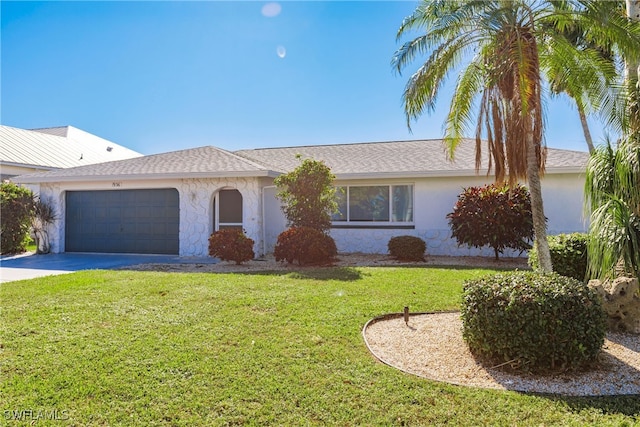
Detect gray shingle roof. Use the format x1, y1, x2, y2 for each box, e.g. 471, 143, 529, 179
13, 138, 589, 183
236, 139, 589, 179
0, 125, 142, 169
14, 146, 278, 182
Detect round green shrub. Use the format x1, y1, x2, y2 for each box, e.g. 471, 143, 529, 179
274, 226, 337, 265
528, 233, 588, 281
461, 271, 606, 374
208, 229, 255, 265
388, 235, 426, 261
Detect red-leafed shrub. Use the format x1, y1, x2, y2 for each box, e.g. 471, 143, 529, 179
446, 184, 535, 260
208, 229, 255, 265
388, 235, 426, 261
274, 226, 337, 266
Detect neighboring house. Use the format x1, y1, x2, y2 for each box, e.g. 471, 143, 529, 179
13, 139, 589, 257
0, 125, 142, 184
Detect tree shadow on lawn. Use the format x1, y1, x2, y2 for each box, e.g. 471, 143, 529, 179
231, 263, 511, 281
547, 394, 640, 418
232, 267, 366, 282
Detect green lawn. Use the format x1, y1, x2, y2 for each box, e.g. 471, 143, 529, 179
1, 266, 639, 426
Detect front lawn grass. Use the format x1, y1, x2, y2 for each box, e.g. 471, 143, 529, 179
1, 267, 638, 425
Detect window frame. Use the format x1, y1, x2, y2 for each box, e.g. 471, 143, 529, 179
331, 183, 415, 228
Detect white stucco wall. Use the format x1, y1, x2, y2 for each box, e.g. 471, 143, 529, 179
263, 173, 588, 257
39, 177, 265, 257
38, 171, 586, 259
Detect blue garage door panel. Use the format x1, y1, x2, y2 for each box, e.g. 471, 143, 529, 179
65, 189, 179, 254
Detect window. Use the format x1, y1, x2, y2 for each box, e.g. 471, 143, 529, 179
332, 185, 413, 224
214, 189, 243, 231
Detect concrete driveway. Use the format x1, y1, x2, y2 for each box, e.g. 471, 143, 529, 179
0, 252, 217, 283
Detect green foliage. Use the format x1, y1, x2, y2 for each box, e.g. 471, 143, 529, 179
447, 184, 534, 260
274, 157, 336, 232
387, 235, 426, 261
0, 181, 35, 254
274, 226, 337, 266
461, 271, 606, 374
208, 229, 255, 265
584, 138, 640, 279
528, 233, 588, 281
32, 197, 58, 254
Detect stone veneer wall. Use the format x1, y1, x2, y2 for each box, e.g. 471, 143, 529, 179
329, 228, 578, 258
178, 178, 263, 256
39, 183, 65, 253
329, 228, 521, 257
39, 178, 264, 257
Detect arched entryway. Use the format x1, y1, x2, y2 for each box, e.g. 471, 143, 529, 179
213, 189, 243, 231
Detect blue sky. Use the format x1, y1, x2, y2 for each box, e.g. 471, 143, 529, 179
2, 1, 610, 155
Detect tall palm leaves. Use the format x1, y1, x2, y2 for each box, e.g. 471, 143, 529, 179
393, 0, 640, 273
583, 1, 640, 279
585, 138, 640, 278
544, 5, 619, 153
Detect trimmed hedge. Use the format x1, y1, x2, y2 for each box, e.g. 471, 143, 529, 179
461, 271, 606, 374
528, 233, 588, 281
388, 235, 426, 261
208, 229, 255, 265
274, 227, 337, 266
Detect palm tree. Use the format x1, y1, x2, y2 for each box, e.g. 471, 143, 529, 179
626, 0, 640, 136
585, 138, 640, 278
583, 1, 640, 279
393, 0, 640, 272
545, 16, 618, 153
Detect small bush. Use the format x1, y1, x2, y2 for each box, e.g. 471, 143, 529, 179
388, 235, 426, 261
274, 157, 337, 232
208, 229, 255, 265
461, 271, 606, 374
274, 227, 337, 266
528, 233, 588, 281
1, 182, 35, 254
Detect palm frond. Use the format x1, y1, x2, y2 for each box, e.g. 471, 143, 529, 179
402, 33, 476, 127
587, 195, 640, 279
444, 56, 486, 159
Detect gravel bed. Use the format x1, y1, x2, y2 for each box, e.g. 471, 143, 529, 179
364, 311, 640, 396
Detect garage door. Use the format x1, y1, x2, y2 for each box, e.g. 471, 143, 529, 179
65, 189, 179, 254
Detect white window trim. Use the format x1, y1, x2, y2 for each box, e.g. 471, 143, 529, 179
331, 183, 415, 227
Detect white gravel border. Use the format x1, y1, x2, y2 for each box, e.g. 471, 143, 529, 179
363, 311, 640, 396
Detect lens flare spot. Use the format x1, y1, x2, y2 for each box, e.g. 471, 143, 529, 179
276, 45, 286, 58
261, 2, 281, 18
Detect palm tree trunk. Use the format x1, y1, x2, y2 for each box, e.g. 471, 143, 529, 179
627, 1, 640, 134
577, 105, 594, 153
526, 132, 553, 273
628, 1, 640, 25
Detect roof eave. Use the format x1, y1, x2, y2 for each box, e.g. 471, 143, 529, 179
0, 161, 61, 171
13, 170, 281, 184
333, 166, 586, 180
